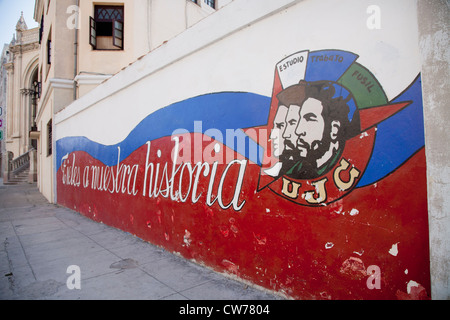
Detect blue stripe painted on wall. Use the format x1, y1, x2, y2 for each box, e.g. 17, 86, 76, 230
356, 75, 425, 187
56, 92, 271, 171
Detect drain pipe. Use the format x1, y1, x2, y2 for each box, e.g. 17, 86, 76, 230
73, 0, 79, 100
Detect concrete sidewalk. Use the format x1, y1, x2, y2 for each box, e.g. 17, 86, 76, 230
0, 182, 282, 300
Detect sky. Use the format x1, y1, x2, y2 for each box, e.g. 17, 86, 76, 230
0, 0, 38, 48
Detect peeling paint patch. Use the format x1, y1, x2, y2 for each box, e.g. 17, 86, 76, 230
157, 210, 162, 224
407, 280, 419, 294
389, 243, 399, 256
183, 230, 192, 247
203, 204, 214, 217
253, 232, 267, 245
349, 208, 359, 216
396, 281, 430, 300
230, 224, 239, 234
325, 242, 334, 249
340, 257, 366, 280
320, 291, 331, 300
222, 259, 239, 275
219, 225, 229, 238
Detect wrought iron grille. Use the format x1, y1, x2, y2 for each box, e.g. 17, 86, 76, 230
95, 6, 124, 22
204, 0, 215, 9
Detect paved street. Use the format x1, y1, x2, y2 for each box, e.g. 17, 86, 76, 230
0, 181, 282, 300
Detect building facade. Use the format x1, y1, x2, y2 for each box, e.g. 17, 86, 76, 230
0, 45, 9, 174
1, 0, 448, 300
32, 0, 225, 202
0, 13, 40, 184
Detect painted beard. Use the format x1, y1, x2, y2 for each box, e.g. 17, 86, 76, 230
286, 137, 334, 179
297, 118, 334, 167
278, 134, 336, 179
297, 137, 331, 165
278, 143, 299, 177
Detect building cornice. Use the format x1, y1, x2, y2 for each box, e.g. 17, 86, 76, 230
4, 62, 14, 72
36, 78, 75, 123
49, 78, 75, 89
75, 74, 112, 85
9, 42, 40, 55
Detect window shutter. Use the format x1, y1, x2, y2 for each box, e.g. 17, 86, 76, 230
89, 16, 97, 48
47, 119, 52, 156
39, 16, 44, 44
112, 20, 123, 49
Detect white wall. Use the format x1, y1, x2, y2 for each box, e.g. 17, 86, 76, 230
56, 0, 421, 145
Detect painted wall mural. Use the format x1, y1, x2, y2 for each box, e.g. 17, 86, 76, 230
56, 49, 430, 299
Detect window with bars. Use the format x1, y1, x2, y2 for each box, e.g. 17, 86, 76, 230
90, 5, 124, 50
190, 0, 215, 9
204, 0, 215, 9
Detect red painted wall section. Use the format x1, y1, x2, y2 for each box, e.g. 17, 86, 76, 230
56, 141, 429, 299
